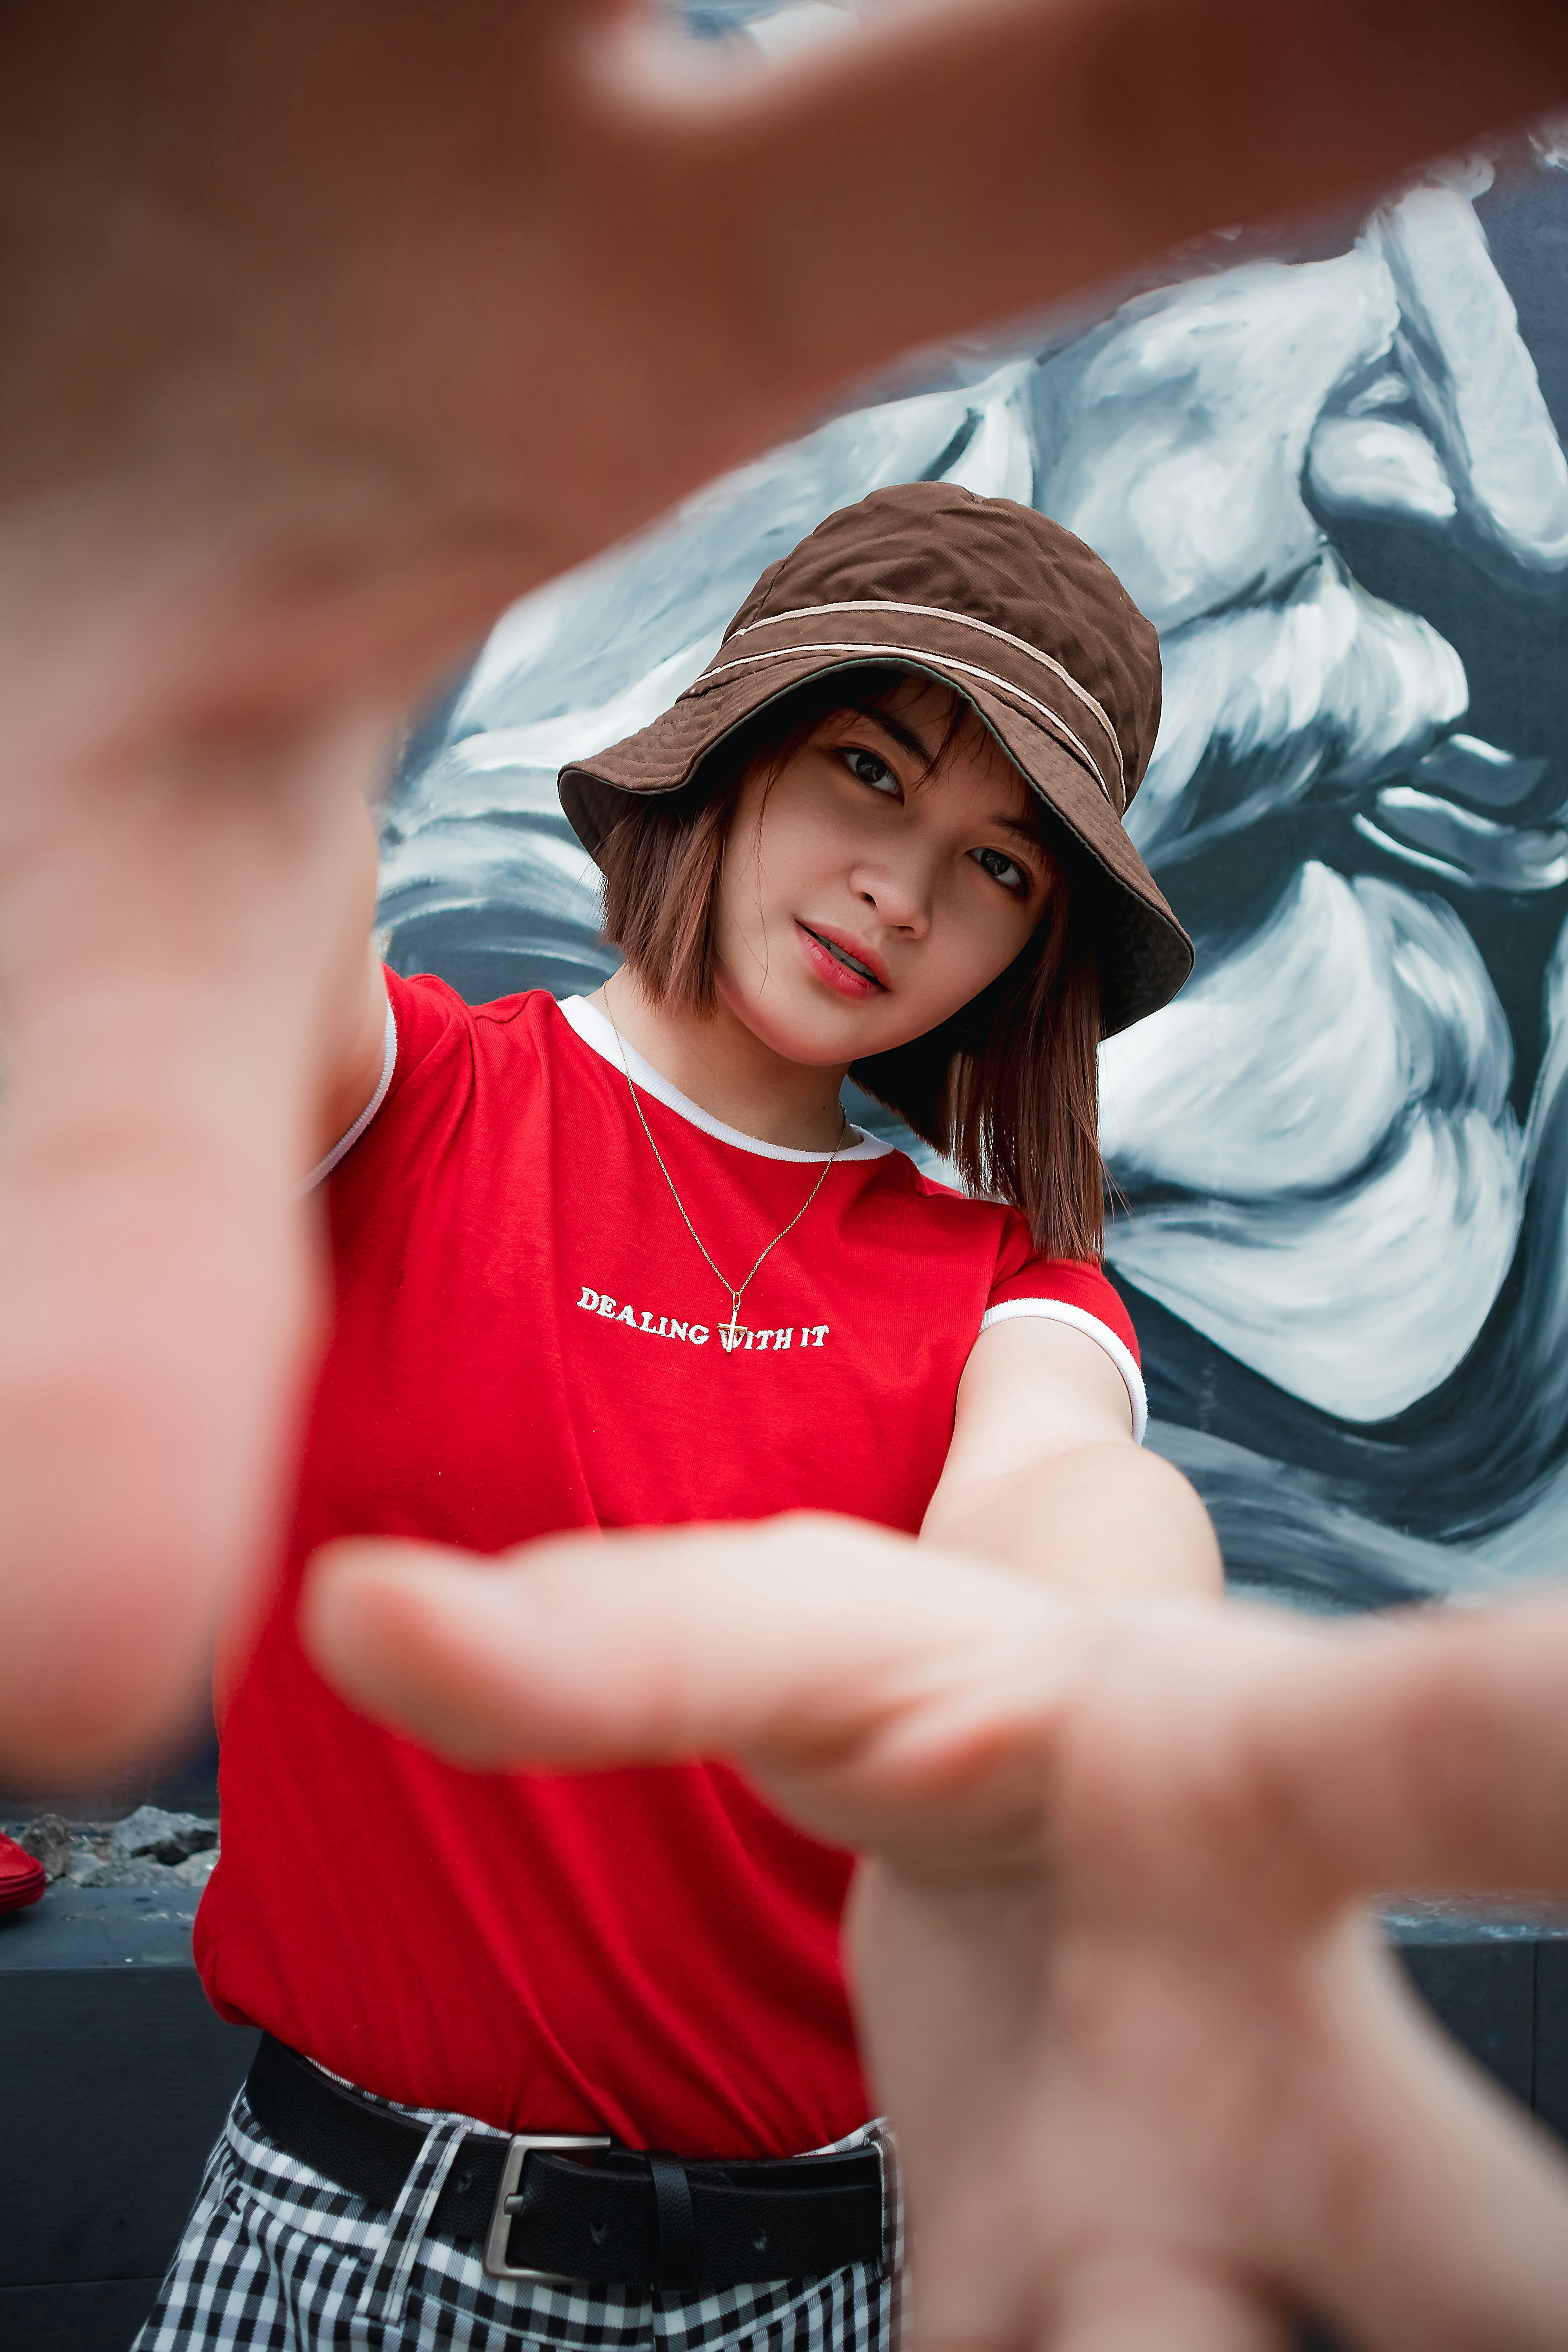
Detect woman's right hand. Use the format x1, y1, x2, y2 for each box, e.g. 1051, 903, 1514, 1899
305, 1515, 1568, 2352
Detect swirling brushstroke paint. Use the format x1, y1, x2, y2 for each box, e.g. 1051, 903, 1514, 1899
383, 2, 1568, 1610
1102, 864, 1524, 1421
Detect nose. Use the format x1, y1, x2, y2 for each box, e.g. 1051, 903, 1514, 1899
849, 851, 931, 939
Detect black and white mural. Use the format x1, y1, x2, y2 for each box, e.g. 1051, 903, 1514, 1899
379, 0, 1568, 1613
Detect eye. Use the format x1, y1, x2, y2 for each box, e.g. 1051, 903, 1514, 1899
971, 845, 1031, 895
841, 746, 901, 797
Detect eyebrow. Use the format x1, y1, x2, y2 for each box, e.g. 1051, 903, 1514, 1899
993, 813, 1045, 849
848, 706, 939, 767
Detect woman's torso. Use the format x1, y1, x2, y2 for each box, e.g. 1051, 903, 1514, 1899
196, 976, 1065, 2152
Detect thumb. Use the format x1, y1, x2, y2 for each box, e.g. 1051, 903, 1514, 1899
580, 0, 1568, 408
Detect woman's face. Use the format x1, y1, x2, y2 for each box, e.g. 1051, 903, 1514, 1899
713, 678, 1055, 1067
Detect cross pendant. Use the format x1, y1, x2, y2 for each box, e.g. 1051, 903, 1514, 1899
719, 1303, 748, 1354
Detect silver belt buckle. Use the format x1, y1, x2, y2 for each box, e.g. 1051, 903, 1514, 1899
483, 2133, 611, 2281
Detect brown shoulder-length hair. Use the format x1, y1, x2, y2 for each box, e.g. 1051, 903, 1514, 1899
597, 667, 1107, 1259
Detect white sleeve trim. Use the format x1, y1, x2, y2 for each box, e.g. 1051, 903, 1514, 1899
295, 995, 398, 1198
976, 1299, 1147, 1445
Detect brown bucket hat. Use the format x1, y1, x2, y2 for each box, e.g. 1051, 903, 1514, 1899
559, 480, 1192, 1036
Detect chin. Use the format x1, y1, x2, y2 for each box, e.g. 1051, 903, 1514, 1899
730, 982, 910, 1069
749, 1005, 869, 1068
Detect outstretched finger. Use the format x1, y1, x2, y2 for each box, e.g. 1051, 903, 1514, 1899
1179, 1595, 1568, 1909
584, 0, 1568, 426
303, 1517, 1091, 1862
1245, 1924, 1568, 2347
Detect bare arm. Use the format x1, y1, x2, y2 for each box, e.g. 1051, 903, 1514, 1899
922, 1318, 1222, 1599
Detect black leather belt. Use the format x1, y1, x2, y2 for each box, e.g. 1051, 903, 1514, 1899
245, 2035, 887, 2288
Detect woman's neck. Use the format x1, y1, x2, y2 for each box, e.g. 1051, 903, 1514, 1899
591, 971, 851, 1152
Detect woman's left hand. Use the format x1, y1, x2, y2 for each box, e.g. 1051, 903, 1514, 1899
303, 1515, 1568, 2352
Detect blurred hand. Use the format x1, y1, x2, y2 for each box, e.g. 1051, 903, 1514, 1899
5, 0, 1568, 1779
307, 1517, 1568, 2352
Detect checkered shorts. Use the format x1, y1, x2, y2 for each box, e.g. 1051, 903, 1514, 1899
132, 2072, 901, 2352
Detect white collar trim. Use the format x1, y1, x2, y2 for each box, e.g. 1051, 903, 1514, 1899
559, 995, 893, 1163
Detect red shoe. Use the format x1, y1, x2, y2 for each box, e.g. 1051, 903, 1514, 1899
0, 1829, 46, 1913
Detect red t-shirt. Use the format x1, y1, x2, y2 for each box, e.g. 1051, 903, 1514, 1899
197, 973, 1143, 2156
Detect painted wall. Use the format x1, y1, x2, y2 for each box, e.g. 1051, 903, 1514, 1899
381, 2, 1568, 1612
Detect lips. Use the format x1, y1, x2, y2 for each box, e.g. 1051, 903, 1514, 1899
796, 921, 890, 999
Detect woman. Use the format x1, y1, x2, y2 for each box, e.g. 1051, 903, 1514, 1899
138, 481, 1218, 2352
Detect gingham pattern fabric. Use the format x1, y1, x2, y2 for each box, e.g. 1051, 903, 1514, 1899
132, 2071, 901, 2352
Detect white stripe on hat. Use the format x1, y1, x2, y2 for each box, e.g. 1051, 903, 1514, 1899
688, 639, 1120, 813
726, 599, 1126, 800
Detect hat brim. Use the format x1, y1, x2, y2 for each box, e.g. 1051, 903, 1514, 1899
559, 649, 1192, 1038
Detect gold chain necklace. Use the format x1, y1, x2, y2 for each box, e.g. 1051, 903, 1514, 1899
604, 996, 850, 1355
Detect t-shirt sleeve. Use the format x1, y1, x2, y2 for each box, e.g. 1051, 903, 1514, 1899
980, 1214, 1146, 1442
296, 965, 469, 1195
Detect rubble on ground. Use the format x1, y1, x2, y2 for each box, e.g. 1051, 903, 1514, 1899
5, 1806, 219, 1889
